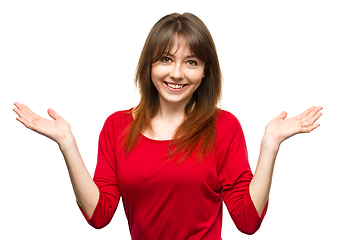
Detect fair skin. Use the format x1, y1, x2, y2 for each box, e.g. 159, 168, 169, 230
13, 105, 100, 219
250, 106, 322, 215
144, 37, 205, 140
13, 38, 322, 219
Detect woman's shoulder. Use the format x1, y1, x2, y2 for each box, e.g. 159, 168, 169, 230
215, 109, 241, 126
107, 108, 133, 119
103, 108, 134, 128
215, 108, 244, 138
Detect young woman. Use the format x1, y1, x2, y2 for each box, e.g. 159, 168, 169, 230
13, 13, 322, 239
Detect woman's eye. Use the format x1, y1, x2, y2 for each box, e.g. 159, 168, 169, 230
162, 57, 172, 63
187, 60, 197, 66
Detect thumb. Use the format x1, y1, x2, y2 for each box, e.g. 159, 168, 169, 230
47, 108, 60, 120
277, 111, 287, 120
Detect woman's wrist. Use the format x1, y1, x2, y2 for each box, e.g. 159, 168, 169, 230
58, 132, 77, 152
261, 133, 281, 153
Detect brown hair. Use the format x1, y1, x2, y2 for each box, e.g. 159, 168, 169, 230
125, 12, 222, 162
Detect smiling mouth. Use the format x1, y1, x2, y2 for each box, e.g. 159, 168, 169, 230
164, 82, 188, 89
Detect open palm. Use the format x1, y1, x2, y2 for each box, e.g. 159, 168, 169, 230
13, 102, 72, 144
264, 106, 323, 145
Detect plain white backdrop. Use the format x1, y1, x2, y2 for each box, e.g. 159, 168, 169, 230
1, 0, 339, 239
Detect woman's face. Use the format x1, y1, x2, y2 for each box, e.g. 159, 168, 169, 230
151, 37, 205, 108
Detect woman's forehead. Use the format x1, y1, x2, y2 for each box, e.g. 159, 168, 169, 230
152, 33, 203, 63
167, 36, 193, 55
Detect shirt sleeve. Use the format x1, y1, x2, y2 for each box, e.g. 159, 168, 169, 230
216, 112, 268, 235
79, 115, 121, 229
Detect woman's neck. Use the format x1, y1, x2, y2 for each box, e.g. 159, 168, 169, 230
143, 97, 188, 140
156, 95, 188, 122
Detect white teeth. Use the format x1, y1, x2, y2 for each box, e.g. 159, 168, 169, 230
167, 83, 184, 89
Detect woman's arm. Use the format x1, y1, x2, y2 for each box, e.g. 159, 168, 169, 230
13, 102, 99, 219
249, 106, 323, 216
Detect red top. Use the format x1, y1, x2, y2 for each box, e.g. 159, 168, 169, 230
80, 109, 267, 239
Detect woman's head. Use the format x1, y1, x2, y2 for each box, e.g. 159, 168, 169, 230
136, 13, 222, 115
150, 35, 206, 109
127, 13, 222, 161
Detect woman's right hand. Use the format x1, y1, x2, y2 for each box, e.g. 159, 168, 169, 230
14, 102, 100, 218
13, 102, 73, 145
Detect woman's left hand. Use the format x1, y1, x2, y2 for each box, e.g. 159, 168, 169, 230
263, 106, 323, 146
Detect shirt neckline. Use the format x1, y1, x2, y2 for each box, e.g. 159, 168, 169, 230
141, 134, 171, 143
128, 108, 173, 143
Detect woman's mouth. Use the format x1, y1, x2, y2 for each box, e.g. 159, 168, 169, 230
164, 82, 188, 90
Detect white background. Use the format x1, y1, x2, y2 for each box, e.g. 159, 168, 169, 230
1, 0, 339, 239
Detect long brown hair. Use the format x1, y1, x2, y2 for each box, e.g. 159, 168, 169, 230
125, 13, 222, 162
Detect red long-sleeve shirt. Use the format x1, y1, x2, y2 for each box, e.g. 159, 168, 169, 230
80, 109, 267, 239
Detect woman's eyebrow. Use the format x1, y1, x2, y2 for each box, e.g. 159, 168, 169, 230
185, 54, 197, 59
165, 53, 197, 58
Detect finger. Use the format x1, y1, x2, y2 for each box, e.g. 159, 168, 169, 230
13, 105, 35, 123
14, 102, 21, 109
302, 122, 321, 133
301, 106, 323, 124
276, 111, 287, 120
309, 110, 323, 125
47, 108, 60, 121
25, 105, 41, 120
295, 106, 316, 120
13, 103, 35, 122
16, 116, 35, 130
302, 111, 323, 128
17, 103, 41, 120
306, 106, 323, 118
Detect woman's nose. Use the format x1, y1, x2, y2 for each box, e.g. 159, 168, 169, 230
169, 64, 184, 80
